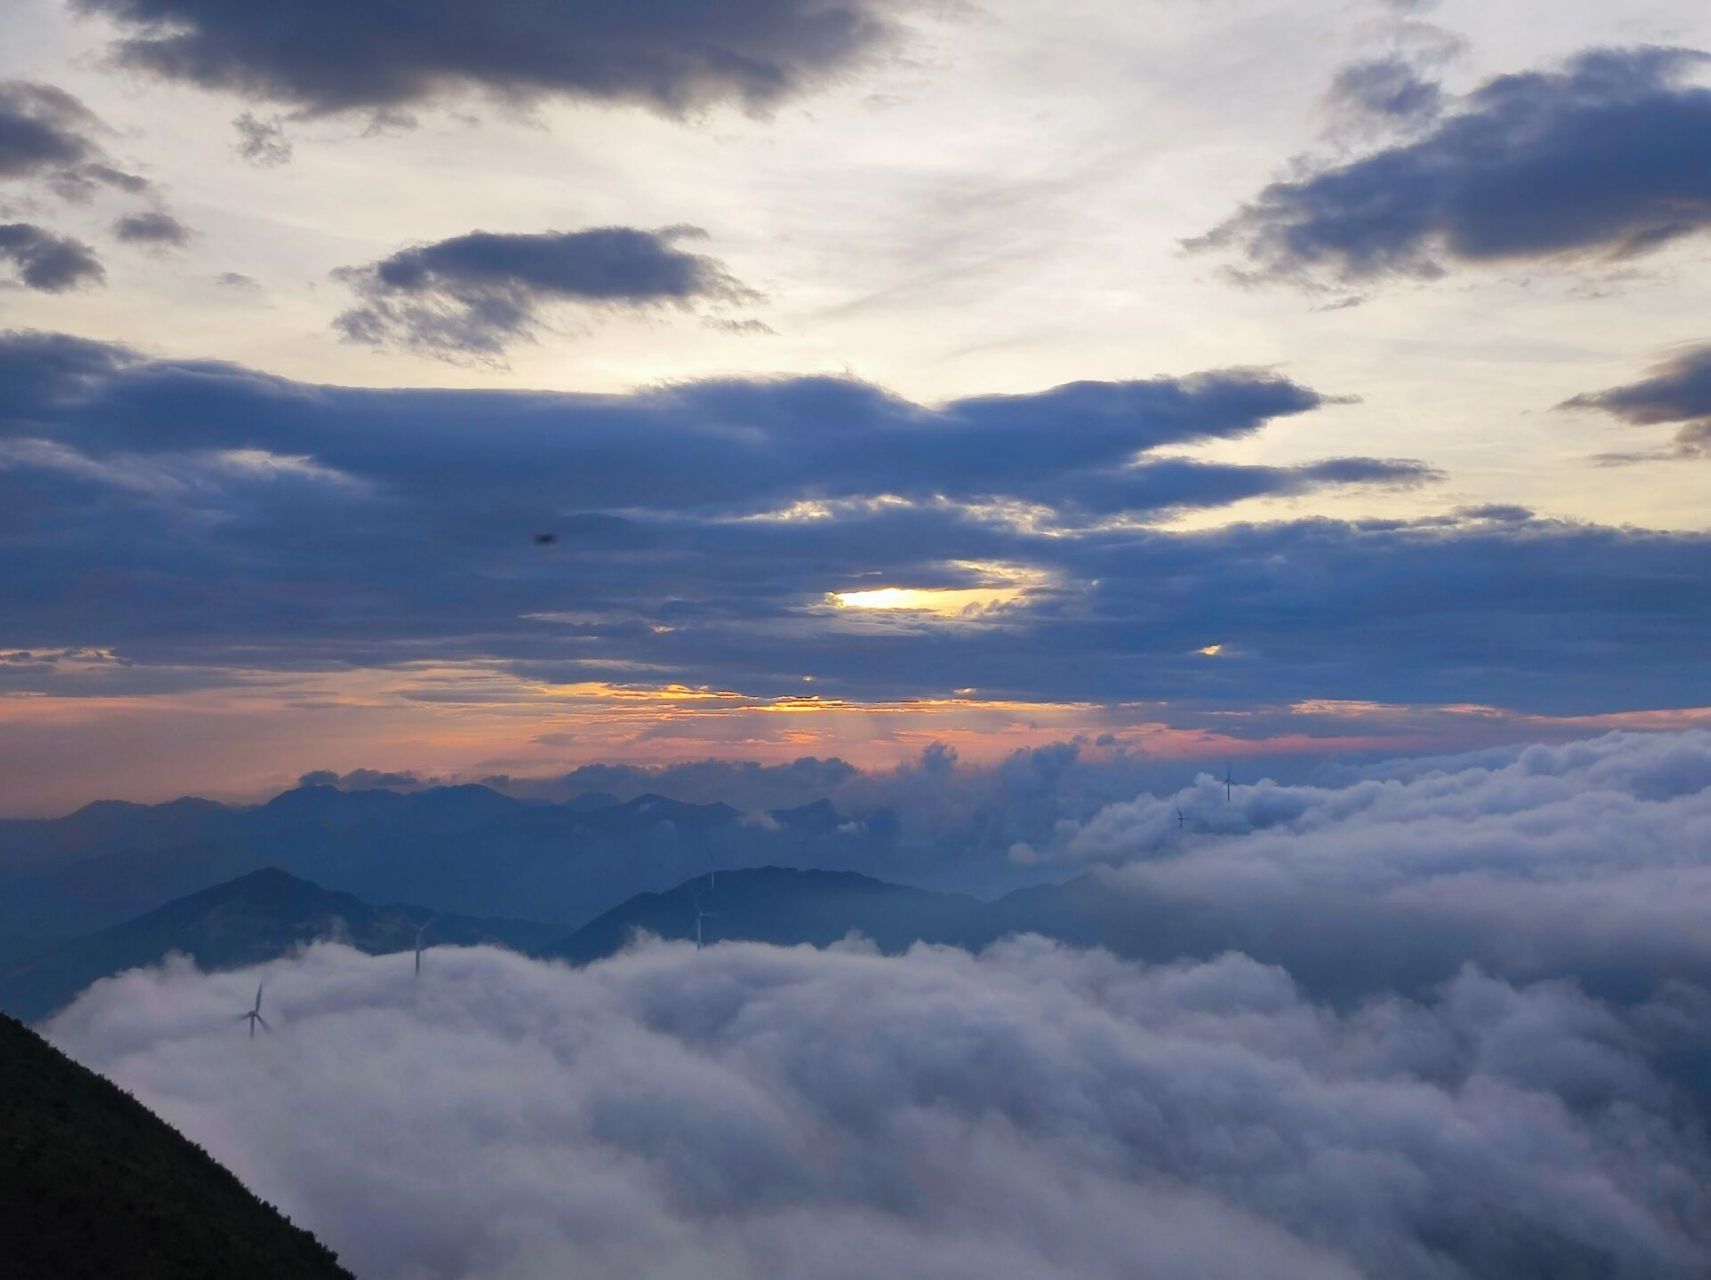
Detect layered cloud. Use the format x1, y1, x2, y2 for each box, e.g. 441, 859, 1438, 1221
1563, 343, 1711, 460
48, 939, 1711, 1280
1197, 46, 1711, 286
2, 329, 1709, 726
1058, 729, 1711, 1000
334, 226, 756, 359
70, 0, 905, 118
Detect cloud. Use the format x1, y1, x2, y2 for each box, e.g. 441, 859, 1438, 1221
1056, 729, 1711, 1002
113, 210, 192, 248
1195, 47, 1711, 287
0, 329, 1360, 531
296, 767, 426, 792
0, 330, 1706, 722
334, 226, 757, 359
0, 79, 147, 199
0, 80, 100, 179
1562, 343, 1711, 459
233, 112, 291, 166
530, 756, 862, 810
70, 0, 905, 118
0, 223, 104, 291
1326, 56, 1444, 127
46, 939, 1711, 1280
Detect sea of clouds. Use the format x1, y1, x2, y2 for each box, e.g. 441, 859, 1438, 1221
48, 938, 1710, 1280
45, 728, 1711, 1279
1054, 731, 1711, 1001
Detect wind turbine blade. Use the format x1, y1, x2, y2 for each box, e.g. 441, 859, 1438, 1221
255, 982, 265, 1011
256, 1015, 272, 1033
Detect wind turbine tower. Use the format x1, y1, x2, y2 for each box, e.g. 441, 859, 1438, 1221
414, 918, 434, 977
1224, 763, 1234, 805
237, 983, 271, 1039
694, 898, 718, 950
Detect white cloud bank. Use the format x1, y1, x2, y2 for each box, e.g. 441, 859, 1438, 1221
1058, 730, 1711, 997
48, 938, 1711, 1280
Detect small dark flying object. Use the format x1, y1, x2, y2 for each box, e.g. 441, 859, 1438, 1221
534, 533, 558, 546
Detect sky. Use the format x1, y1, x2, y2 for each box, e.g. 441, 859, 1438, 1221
3, 0, 1711, 813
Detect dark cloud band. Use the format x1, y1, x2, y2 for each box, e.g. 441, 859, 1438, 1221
334, 226, 755, 358
1195, 47, 1711, 286
71, 0, 903, 117
0, 331, 1704, 717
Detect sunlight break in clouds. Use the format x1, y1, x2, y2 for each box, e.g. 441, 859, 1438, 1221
49, 939, 1711, 1280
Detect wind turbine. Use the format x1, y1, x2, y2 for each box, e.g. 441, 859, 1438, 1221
1223, 763, 1234, 805
1176, 806, 1186, 830
237, 983, 271, 1039
414, 917, 435, 977
693, 897, 718, 951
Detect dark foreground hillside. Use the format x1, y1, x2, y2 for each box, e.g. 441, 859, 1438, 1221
0, 1013, 354, 1280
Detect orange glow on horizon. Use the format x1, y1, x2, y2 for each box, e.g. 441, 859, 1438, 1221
4, 658, 1710, 815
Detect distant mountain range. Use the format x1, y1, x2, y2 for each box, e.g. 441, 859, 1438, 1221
544, 866, 995, 962
1, 861, 1129, 1023
0, 783, 916, 943
0, 1010, 353, 1279
0, 868, 560, 1023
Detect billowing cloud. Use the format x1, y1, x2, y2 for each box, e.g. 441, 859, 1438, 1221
1562, 343, 1711, 459
47, 939, 1711, 1280
1057, 729, 1711, 1001
1196, 47, 1711, 287
0, 223, 104, 291
334, 226, 756, 359
70, 0, 905, 118
513, 756, 862, 810
295, 767, 428, 793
